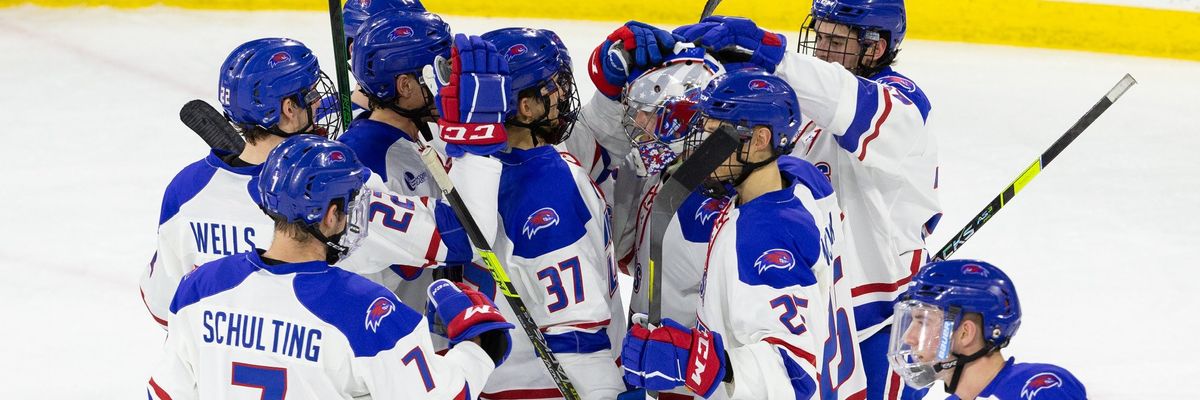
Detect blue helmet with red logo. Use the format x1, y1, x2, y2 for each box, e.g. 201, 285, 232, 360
258, 135, 370, 226
482, 27, 579, 143
352, 11, 451, 102
343, 0, 426, 45
811, 0, 906, 55
694, 68, 801, 153
902, 259, 1022, 348
219, 38, 323, 131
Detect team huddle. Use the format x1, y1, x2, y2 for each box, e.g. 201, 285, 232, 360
140, 0, 1088, 399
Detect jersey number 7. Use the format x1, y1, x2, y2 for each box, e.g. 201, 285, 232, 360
231, 362, 287, 400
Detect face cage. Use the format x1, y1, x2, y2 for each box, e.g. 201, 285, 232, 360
622, 97, 698, 176
682, 116, 764, 197
797, 16, 884, 76
550, 63, 581, 143
308, 71, 344, 139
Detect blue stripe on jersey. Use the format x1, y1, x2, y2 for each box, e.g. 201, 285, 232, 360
733, 186, 820, 290
159, 151, 263, 226
494, 146, 590, 259
544, 327, 611, 354
294, 266, 424, 358
338, 119, 415, 183
169, 253, 258, 314
836, 79, 882, 154
434, 201, 473, 264
871, 67, 931, 122
853, 300, 895, 333
778, 348, 818, 399
778, 156, 834, 200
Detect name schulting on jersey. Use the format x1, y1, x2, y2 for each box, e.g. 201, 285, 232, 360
200, 310, 323, 362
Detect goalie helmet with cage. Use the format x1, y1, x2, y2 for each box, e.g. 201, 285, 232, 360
887, 259, 1022, 392
258, 135, 372, 264
622, 48, 724, 176
481, 27, 580, 145
218, 38, 341, 140
687, 68, 801, 194
798, 0, 906, 76
352, 11, 451, 125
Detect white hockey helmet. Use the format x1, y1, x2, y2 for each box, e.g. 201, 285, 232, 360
621, 48, 724, 176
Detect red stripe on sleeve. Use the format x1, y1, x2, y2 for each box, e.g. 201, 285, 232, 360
481, 388, 565, 399
140, 288, 168, 328
762, 336, 817, 368
851, 249, 925, 297
857, 87, 894, 161
148, 378, 173, 400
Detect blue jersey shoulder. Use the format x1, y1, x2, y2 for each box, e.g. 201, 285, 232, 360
871, 67, 931, 122
980, 358, 1087, 400
170, 252, 259, 314
339, 119, 415, 183
159, 151, 263, 225
294, 265, 424, 358
732, 184, 821, 290
778, 156, 834, 201
495, 146, 591, 259
677, 187, 732, 243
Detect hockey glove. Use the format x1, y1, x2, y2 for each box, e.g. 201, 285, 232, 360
674, 16, 786, 73
589, 21, 680, 100
433, 33, 512, 158
426, 279, 514, 366
621, 317, 727, 398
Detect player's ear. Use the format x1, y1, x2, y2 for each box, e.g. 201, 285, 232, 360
516, 96, 537, 123
751, 126, 774, 157
868, 39, 887, 65
319, 201, 346, 235
396, 74, 415, 100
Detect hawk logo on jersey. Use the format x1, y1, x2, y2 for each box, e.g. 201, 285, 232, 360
522, 207, 560, 239
506, 44, 528, 60
747, 79, 772, 91
754, 249, 795, 274
389, 26, 414, 40
365, 297, 395, 332
1020, 373, 1063, 399
961, 264, 989, 276
267, 52, 291, 68
694, 197, 728, 225
877, 75, 917, 92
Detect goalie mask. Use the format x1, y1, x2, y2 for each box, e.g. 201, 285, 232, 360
622, 49, 722, 176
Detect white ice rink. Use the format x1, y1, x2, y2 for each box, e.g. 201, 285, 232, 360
2, 6, 1198, 398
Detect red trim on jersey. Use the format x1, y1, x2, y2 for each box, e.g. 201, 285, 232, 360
857, 87, 894, 162
559, 151, 583, 167
148, 378, 173, 400
454, 385, 469, 400
849, 388, 869, 400
481, 388, 565, 399
887, 369, 902, 400
592, 143, 604, 170
422, 227, 443, 269
762, 336, 817, 368
658, 393, 695, 400
141, 288, 168, 328
800, 121, 819, 154
851, 250, 924, 297
540, 319, 612, 332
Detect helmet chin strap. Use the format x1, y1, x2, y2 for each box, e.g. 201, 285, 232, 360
508, 95, 555, 146
383, 85, 437, 141
940, 345, 995, 394
303, 223, 348, 265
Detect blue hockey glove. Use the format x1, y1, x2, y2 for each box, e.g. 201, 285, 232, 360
433, 34, 511, 157
674, 16, 787, 73
589, 21, 680, 100
621, 317, 727, 398
426, 279, 514, 366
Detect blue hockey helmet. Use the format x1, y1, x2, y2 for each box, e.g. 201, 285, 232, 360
343, 0, 426, 45
258, 135, 372, 262
887, 259, 1022, 389
810, 0, 906, 53
219, 38, 340, 136
352, 11, 451, 102
481, 27, 580, 144
693, 68, 801, 153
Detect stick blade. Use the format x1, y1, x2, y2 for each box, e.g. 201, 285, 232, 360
180, 100, 245, 154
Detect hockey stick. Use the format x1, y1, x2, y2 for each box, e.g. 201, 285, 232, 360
700, 0, 722, 20
932, 74, 1137, 262
327, 0, 353, 135
180, 99, 244, 154
415, 143, 581, 400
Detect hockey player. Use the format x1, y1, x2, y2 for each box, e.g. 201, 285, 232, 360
676, 5, 940, 398
146, 135, 514, 399
621, 69, 866, 399
139, 38, 339, 328
450, 27, 624, 399
333, 0, 425, 114
887, 260, 1087, 399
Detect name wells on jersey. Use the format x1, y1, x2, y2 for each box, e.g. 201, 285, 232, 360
200, 309, 323, 362
188, 222, 258, 256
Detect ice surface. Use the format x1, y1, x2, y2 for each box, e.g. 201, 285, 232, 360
1, 6, 1197, 398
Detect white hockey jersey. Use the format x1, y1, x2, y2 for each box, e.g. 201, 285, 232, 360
696, 158, 867, 400
140, 151, 275, 328
147, 250, 494, 400
776, 54, 941, 337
